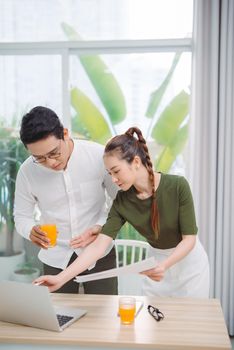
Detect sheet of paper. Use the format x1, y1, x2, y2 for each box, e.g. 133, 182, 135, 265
74, 257, 156, 283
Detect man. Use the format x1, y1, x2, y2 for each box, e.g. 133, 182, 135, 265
14, 106, 118, 294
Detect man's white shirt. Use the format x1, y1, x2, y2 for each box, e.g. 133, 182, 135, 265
14, 139, 118, 270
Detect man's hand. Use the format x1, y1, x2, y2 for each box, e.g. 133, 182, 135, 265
141, 262, 166, 282
29, 225, 50, 249
70, 225, 101, 249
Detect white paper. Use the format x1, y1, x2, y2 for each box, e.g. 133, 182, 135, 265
74, 257, 156, 283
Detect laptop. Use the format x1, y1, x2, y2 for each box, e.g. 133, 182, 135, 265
0, 281, 87, 332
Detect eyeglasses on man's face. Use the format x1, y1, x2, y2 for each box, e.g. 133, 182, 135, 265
31, 139, 62, 164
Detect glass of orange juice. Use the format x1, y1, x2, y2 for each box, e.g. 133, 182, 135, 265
40, 224, 57, 248
119, 297, 136, 325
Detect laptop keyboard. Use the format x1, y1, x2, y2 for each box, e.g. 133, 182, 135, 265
56, 314, 74, 327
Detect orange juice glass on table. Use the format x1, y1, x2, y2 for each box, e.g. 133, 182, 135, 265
40, 224, 57, 248
119, 297, 136, 325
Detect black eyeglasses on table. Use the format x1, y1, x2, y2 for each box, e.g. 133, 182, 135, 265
147, 305, 164, 322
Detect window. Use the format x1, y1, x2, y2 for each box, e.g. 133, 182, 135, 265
0, 55, 62, 119
0, 0, 192, 41
0, 0, 193, 240
70, 51, 191, 173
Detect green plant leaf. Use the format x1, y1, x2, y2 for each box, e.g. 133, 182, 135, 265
151, 90, 189, 145
155, 124, 189, 173
71, 114, 90, 140
0, 127, 28, 256
145, 52, 181, 118
61, 22, 126, 125
71, 87, 112, 144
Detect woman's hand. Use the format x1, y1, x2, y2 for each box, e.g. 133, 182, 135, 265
141, 262, 166, 282
70, 225, 101, 248
33, 275, 64, 292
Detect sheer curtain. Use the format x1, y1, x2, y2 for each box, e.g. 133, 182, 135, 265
189, 0, 234, 335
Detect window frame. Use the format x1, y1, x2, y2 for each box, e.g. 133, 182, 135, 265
0, 38, 192, 131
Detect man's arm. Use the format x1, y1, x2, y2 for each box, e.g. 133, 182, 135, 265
14, 168, 36, 240
103, 169, 119, 200
94, 170, 119, 227
14, 167, 49, 248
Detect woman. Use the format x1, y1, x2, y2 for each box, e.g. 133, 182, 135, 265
35, 127, 210, 297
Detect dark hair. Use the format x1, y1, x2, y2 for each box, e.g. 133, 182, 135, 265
104, 127, 159, 238
20, 106, 64, 146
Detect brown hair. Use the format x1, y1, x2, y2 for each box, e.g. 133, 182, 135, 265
104, 127, 159, 238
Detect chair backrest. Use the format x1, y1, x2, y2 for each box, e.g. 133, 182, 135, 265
115, 239, 150, 267
114, 239, 150, 295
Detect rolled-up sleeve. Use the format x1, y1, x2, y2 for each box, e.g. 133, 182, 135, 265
14, 168, 36, 240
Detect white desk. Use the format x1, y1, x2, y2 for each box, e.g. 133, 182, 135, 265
0, 294, 231, 350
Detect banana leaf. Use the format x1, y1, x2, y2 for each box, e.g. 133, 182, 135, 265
155, 124, 189, 173
151, 90, 189, 145
71, 87, 112, 144
62, 22, 126, 125
145, 52, 181, 118
71, 115, 90, 140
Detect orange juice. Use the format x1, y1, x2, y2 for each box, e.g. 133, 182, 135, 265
40, 224, 57, 247
119, 297, 136, 324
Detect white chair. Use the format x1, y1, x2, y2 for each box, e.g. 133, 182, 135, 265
114, 239, 150, 295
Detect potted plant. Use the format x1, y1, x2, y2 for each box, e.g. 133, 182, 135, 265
0, 123, 28, 280
12, 257, 40, 283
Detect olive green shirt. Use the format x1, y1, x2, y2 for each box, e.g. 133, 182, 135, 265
102, 174, 198, 249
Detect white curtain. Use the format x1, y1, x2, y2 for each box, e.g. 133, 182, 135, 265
189, 0, 234, 335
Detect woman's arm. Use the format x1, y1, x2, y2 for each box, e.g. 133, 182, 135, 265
142, 235, 196, 281
34, 233, 113, 291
